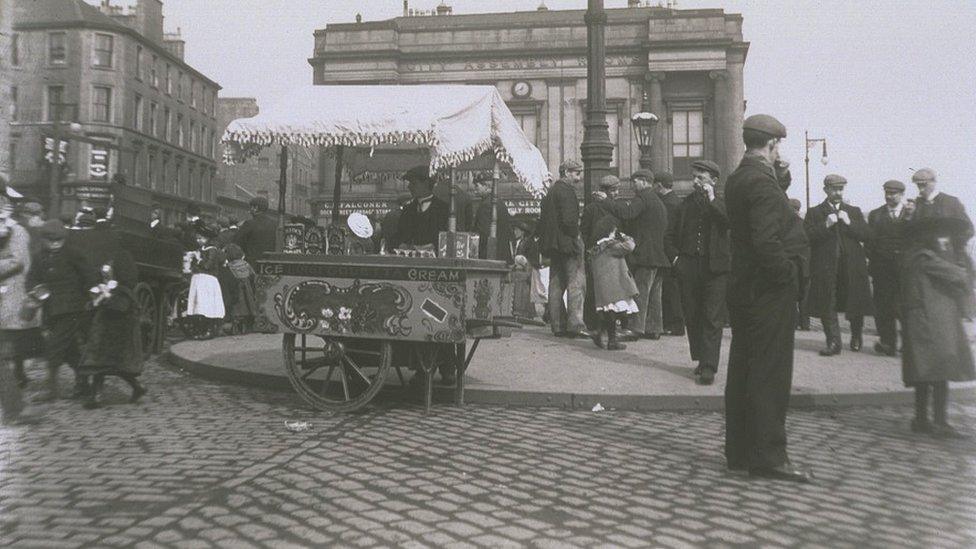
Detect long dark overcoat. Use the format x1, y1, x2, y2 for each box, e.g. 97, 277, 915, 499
78, 248, 143, 376
803, 200, 874, 317
538, 178, 580, 257
901, 247, 975, 385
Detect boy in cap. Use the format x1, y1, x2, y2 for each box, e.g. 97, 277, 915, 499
28, 220, 99, 401
538, 159, 589, 339
235, 196, 278, 260
666, 159, 729, 385
803, 174, 873, 356
725, 113, 812, 482
866, 180, 910, 355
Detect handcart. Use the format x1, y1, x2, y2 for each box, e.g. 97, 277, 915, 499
222, 85, 551, 412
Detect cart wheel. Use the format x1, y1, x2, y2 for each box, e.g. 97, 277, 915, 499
134, 283, 157, 357
283, 333, 392, 412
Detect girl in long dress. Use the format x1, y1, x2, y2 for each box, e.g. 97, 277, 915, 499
588, 214, 639, 351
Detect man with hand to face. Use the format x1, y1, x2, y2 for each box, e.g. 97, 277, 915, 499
866, 180, 910, 356
803, 175, 873, 356
906, 168, 974, 268
666, 160, 729, 385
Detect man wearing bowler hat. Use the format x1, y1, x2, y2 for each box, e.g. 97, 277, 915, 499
390, 165, 449, 250
866, 180, 911, 355
725, 114, 811, 482
666, 159, 729, 385
804, 174, 873, 356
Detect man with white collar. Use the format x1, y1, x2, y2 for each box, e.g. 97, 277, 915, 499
906, 167, 974, 266
804, 174, 873, 356
389, 165, 449, 250
866, 180, 910, 356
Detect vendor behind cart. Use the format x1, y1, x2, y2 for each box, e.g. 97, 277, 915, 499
389, 166, 449, 251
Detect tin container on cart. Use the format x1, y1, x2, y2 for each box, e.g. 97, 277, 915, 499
223, 85, 551, 412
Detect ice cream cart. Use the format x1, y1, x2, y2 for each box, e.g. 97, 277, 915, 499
222, 85, 551, 412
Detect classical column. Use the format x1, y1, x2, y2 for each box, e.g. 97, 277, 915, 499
644, 72, 667, 172
580, 0, 614, 207
709, 70, 730, 178
727, 50, 746, 169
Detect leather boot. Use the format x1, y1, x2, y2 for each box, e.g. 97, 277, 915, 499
605, 317, 626, 351
819, 327, 841, 357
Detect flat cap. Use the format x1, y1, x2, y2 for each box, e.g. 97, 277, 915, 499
743, 114, 787, 139
882, 179, 906, 192
632, 169, 655, 182
691, 159, 721, 178
912, 168, 937, 182
823, 174, 848, 187
40, 219, 67, 239
599, 175, 620, 190
654, 171, 674, 187
788, 198, 802, 210
403, 165, 432, 183
559, 159, 584, 173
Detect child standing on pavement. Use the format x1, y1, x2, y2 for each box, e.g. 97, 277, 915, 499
223, 244, 257, 334
588, 213, 639, 351
185, 234, 226, 339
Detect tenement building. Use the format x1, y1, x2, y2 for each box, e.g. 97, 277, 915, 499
309, 1, 748, 210
8, 0, 222, 220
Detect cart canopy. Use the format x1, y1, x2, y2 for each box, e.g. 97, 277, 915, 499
223, 85, 552, 196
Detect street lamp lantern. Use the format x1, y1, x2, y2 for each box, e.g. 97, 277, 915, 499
630, 111, 659, 169
804, 130, 829, 209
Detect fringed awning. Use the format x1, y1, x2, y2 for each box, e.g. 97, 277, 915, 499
222, 85, 551, 197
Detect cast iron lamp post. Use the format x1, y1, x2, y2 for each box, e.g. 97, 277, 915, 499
804, 131, 828, 209
580, 0, 613, 207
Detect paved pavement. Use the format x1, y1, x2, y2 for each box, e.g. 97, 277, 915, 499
169, 324, 976, 410
1, 359, 975, 547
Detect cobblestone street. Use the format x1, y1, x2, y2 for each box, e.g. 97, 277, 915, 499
1, 358, 974, 548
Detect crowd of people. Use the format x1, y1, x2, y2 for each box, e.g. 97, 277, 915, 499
0, 189, 280, 425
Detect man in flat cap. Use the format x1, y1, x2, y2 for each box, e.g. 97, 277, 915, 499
865, 180, 910, 355
464, 173, 514, 262
235, 196, 278, 261
605, 169, 669, 340
539, 159, 589, 339
804, 174, 873, 356
725, 114, 811, 483
666, 159, 729, 385
654, 170, 685, 336
906, 167, 974, 267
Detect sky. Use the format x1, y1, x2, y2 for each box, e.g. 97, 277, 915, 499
131, 0, 976, 214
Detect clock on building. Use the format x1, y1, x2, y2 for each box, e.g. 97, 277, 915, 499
511, 80, 532, 98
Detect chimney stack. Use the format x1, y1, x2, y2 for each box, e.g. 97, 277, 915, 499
628, 0, 641, 7
403, 0, 408, 17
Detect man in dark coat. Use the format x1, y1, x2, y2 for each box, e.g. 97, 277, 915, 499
538, 159, 588, 338
379, 192, 413, 253
656, 171, 685, 336
804, 174, 874, 356
725, 114, 811, 483
606, 169, 669, 339
463, 173, 514, 262
390, 166, 449, 250
29, 220, 100, 401
235, 197, 278, 261
906, 167, 974, 267
901, 216, 975, 438
866, 179, 910, 356
666, 160, 729, 385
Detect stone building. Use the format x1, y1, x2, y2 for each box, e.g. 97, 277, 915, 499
8, 0, 222, 219
0, 0, 13, 180
309, 2, 747, 208
216, 96, 318, 220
